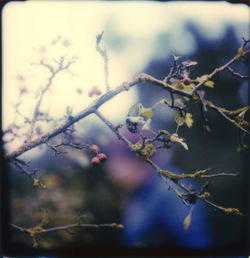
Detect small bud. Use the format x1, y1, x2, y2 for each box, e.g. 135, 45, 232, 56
182, 77, 191, 85
91, 157, 100, 165
97, 153, 107, 162
90, 145, 100, 154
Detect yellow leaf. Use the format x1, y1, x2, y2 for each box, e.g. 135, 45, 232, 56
174, 111, 185, 126
159, 130, 171, 136
173, 54, 181, 61
196, 74, 209, 82
203, 123, 211, 133
195, 74, 214, 88
142, 118, 152, 131
184, 83, 195, 93
170, 133, 188, 150
204, 80, 214, 88
172, 80, 184, 90
139, 104, 155, 119
185, 113, 193, 128
110, 223, 124, 228
33, 179, 39, 186
160, 98, 170, 105
183, 213, 191, 232
174, 98, 182, 104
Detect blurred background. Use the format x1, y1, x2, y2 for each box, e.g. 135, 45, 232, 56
1, 0, 249, 255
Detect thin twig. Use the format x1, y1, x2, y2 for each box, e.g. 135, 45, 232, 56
227, 66, 249, 79
191, 40, 249, 95
201, 172, 240, 178
10, 222, 123, 234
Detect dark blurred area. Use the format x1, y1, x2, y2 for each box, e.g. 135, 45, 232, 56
3, 10, 250, 258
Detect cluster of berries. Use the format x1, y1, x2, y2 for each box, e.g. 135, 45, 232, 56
88, 86, 102, 97
90, 144, 107, 165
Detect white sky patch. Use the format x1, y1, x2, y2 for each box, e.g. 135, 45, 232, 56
2, 1, 249, 153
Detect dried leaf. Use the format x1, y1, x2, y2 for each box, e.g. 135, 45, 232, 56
127, 103, 139, 117
173, 54, 181, 61
127, 116, 145, 125
139, 104, 155, 119
204, 80, 214, 88
159, 130, 171, 136
170, 133, 188, 150
196, 74, 209, 82
142, 118, 152, 131
195, 74, 214, 88
185, 113, 193, 128
203, 123, 211, 133
160, 98, 170, 105
183, 213, 191, 232
182, 60, 198, 67
174, 111, 185, 126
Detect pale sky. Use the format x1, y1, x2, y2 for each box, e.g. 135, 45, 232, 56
2, 1, 249, 153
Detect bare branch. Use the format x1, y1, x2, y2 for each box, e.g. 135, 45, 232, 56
191, 39, 250, 95
96, 31, 110, 92
10, 222, 123, 234
226, 66, 249, 79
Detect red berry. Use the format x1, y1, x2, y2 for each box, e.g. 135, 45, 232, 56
90, 145, 100, 154
182, 78, 191, 84
97, 153, 107, 162
91, 157, 100, 165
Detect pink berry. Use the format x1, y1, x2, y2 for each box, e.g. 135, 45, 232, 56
97, 153, 107, 162
73, 139, 81, 145
91, 157, 100, 165
88, 90, 94, 97
77, 88, 83, 94
92, 86, 102, 96
90, 145, 100, 154
182, 77, 191, 84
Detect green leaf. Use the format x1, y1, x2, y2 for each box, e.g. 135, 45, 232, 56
170, 133, 188, 150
